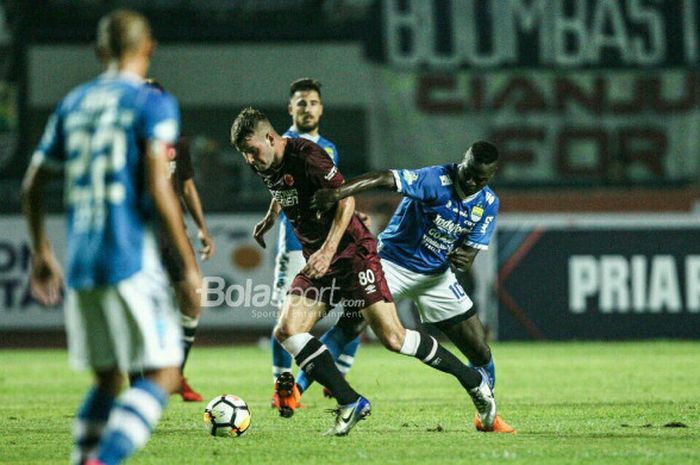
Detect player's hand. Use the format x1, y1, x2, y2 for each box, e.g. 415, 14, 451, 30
310, 188, 339, 213
181, 267, 203, 313
356, 211, 372, 229
29, 249, 64, 307
302, 247, 334, 279
198, 229, 216, 261
447, 246, 476, 273
253, 214, 276, 249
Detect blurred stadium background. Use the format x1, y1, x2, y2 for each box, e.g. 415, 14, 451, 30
1, 0, 699, 346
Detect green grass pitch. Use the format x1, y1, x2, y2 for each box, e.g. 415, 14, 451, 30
2, 341, 699, 465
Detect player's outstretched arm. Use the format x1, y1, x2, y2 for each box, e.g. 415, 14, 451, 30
182, 178, 216, 260
253, 198, 281, 249
310, 170, 395, 212
147, 140, 202, 307
21, 162, 64, 306
303, 196, 355, 279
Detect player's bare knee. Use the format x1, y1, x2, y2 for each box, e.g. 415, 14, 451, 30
377, 330, 403, 352
183, 304, 201, 319
273, 323, 297, 343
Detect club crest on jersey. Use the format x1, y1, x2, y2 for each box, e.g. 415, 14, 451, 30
470, 206, 484, 222
284, 174, 295, 186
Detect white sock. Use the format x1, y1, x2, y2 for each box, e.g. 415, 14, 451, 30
280, 332, 314, 357
399, 329, 421, 356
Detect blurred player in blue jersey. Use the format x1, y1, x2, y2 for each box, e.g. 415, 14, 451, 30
311, 141, 515, 433
145, 79, 215, 402
21, 10, 201, 465
269, 78, 361, 408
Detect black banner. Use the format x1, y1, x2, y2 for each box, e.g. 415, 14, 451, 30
497, 226, 700, 340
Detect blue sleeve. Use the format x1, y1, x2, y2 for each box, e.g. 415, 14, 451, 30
279, 213, 303, 251
465, 197, 499, 250
31, 104, 65, 169
328, 142, 339, 165
140, 90, 180, 144
391, 166, 448, 204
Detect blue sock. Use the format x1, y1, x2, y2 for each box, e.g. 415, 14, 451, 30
96, 378, 167, 465
296, 325, 361, 393
272, 330, 293, 383
473, 358, 496, 390
71, 387, 115, 465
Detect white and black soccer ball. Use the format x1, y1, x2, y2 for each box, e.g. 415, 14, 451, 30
203, 395, 251, 437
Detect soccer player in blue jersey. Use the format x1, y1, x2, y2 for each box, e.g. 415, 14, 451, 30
21, 10, 201, 465
311, 141, 515, 433
268, 78, 361, 408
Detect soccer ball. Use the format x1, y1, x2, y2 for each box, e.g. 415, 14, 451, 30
203, 395, 251, 437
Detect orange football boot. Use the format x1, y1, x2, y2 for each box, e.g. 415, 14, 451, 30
474, 414, 516, 433
273, 372, 302, 417
178, 377, 203, 402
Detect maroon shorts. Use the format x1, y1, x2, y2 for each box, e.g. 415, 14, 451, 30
289, 243, 393, 310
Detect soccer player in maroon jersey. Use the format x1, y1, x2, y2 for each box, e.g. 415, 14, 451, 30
230, 107, 501, 436
144, 80, 216, 402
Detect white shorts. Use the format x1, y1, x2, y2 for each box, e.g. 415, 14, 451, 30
381, 258, 473, 324
271, 249, 305, 308
65, 265, 183, 373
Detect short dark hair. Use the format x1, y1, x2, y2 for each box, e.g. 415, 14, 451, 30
96, 9, 151, 61
289, 78, 322, 98
230, 107, 270, 150
470, 141, 499, 164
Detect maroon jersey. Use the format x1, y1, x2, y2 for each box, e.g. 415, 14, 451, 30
257, 138, 373, 261
166, 136, 195, 198
160, 135, 195, 282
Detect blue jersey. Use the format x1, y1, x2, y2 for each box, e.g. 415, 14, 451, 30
378, 164, 499, 274
32, 71, 180, 289
278, 128, 339, 252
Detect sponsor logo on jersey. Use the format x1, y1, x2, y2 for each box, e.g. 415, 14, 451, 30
271, 189, 299, 207
485, 192, 495, 205
324, 165, 338, 181
470, 206, 484, 222
434, 214, 470, 235
364, 284, 377, 294
402, 170, 418, 185
440, 175, 452, 186
284, 174, 295, 186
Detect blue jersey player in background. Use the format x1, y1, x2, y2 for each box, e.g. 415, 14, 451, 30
311, 141, 515, 433
267, 78, 362, 409
21, 10, 201, 465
